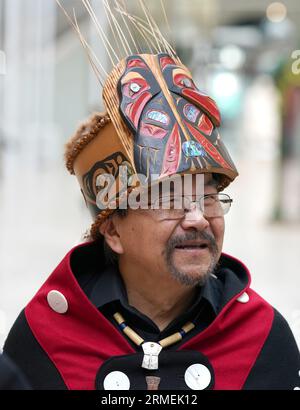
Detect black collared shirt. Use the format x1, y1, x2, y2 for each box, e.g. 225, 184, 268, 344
76, 260, 224, 348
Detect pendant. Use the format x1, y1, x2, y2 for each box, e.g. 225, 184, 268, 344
141, 342, 162, 370
145, 376, 161, 390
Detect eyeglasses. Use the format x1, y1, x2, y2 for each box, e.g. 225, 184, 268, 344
142, 193, 233, 221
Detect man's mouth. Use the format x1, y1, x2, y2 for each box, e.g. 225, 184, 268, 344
174, 241, 210, 250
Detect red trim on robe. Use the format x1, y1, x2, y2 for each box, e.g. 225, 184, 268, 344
25, 243, 274, 390
25, 243, 135, 390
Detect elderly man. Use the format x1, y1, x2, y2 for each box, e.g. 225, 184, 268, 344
2, 6, 300, 388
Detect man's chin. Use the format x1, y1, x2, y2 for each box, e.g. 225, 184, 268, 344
169, 263, 211, 286
173, 254, 213, 274
179, 266, 210, 277
165, 245, 219, 286
172, 270, 208, 286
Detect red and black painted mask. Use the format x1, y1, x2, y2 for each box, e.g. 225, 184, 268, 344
117, 53, 237, 183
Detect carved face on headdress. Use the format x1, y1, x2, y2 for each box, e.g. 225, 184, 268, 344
72, 52, 238, 223
60, 0, 239, 227
112, 53, 237, 182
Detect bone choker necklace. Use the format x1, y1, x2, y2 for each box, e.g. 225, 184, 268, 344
113, 312, 195, 370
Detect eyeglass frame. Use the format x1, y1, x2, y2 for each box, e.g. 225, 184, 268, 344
133, 192, 233, 221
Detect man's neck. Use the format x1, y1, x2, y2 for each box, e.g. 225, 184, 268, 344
119, 263, 197, 332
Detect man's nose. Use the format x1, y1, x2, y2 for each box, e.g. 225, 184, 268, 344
180, 204, 210, 231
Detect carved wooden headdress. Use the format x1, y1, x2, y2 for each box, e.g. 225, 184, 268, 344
60, 0, 238, 227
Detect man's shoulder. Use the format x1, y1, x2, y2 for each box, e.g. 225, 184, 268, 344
0, 352, 31, 390
3, 309, 67, 389
243, 306, 300, 389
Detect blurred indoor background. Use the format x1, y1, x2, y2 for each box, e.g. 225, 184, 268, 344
0, 0, 299, 348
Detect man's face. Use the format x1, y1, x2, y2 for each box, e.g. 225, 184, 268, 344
115, 173, 224, 287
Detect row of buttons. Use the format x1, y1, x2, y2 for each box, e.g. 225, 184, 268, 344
103, 363, 211, 390
46, 290, 251, 314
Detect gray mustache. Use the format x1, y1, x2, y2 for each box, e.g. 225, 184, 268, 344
167, 231, 218, 255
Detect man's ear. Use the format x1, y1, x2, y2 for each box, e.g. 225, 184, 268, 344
99, 216, 124, 255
